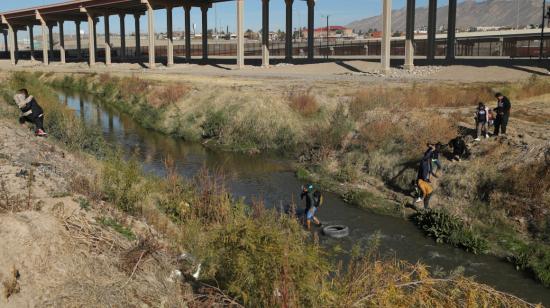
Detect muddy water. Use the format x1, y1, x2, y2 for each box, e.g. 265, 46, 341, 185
60, 93, 549, 305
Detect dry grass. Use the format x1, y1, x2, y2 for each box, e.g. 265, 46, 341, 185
289, 90, 319, 117
351, 84, 494, 117
147, 83, 191, 109
2, 267, 20, 300
328, 246, 539, 307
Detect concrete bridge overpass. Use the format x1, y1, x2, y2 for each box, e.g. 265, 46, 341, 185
0, 0, 536, 71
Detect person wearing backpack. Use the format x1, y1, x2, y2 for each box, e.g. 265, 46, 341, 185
475, 102, 489, 141
306, 190, 323, 230
493, 93, 511, 136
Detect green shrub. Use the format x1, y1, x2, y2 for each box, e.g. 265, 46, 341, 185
101, 157, 150, 214
98, 217, 136, 240
411, 209, 488, 254
205, 205, 327, 306
201, 110, 228, 139
514, 243, 550, 287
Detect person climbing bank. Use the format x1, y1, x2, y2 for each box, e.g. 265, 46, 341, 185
13, 89, 47, 137
416, 156, 433, 209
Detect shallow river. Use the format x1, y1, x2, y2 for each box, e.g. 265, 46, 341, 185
59, 92, 549, 305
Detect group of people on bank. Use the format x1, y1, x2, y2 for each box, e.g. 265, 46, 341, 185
415, 93, 512, 209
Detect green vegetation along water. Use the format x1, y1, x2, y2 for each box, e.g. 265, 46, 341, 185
59, 91, 550, 305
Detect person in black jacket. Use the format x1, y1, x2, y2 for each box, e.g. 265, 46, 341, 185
493, 93, 511, 136
14, 89, 47, 137
449, 136, 466, 162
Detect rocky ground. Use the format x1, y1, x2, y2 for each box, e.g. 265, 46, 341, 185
0, 119, 189, 307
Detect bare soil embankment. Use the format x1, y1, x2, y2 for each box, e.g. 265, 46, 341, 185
0, 119, 187, 307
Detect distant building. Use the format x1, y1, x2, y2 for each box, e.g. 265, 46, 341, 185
301, 26, 353, 39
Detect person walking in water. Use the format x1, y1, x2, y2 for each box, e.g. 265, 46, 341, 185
301, 184, 314, 223
13, 89, 47, 137
475, 102, 489, 141
301, 184, 323, 230
493, 93, 511, 136
415, 157, 433, 209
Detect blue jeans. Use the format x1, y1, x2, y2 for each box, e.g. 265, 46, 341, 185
431, 159, 442, 174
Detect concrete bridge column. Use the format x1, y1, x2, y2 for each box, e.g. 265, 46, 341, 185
3, 31, 7, 53
285, 0, 293, 62
59, 21, 66, 64
29, 26, 35, 62
404, 0, 415, 70
87, 13, 96, 66
40, 20, 49, 65
146, 2, 155, 68
446, 0, 457, 62
104, 14, 111, 65
237, 0, 244, 68
7, 25, 15, 65
134, 13, 141, 60
93, 18, 98, 57
119, 14, 126, 60
427, 0, 437, 61
381, 0, 392, 72
13, 29, 19, 64
75, 21, 82, 60
261, 0, 269, 67
184, 5, 191, 62
48, 24, 54, 61
307, 0, 315, 61
201, 4, 208, 61
166, 5, 174, 66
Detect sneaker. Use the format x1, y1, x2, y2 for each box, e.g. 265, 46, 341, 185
36, 129, 48, 137
485, 134, 489, 139
474, 138, 481, 141
415, 197, 423, 203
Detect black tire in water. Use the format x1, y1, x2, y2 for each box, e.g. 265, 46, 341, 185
322, 225, 350, 239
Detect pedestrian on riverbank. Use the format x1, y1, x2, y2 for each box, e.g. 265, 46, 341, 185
415, 157, 433, 209
475, 102, 489, 141
13, 89, 47, 137
431, 142, 443, 177
493, 93, 511, 136
449, 136, 467, 162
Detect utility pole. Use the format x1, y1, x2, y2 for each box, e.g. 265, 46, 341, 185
541, 0, 547, 60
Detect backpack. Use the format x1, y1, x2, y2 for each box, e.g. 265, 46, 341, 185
313, 190, 323, 207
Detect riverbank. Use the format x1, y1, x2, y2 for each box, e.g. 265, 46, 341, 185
34, 70, 550, 287
0, 71, 545, 306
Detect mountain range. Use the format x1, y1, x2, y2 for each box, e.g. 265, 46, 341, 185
346, 0, 545, 32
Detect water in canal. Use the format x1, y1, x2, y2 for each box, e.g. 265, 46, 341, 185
59, 92, 550, 305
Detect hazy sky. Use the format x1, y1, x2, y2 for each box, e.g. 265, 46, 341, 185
0, 0, 438, 36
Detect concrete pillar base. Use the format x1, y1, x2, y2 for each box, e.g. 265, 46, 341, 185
404, 39, 414, 71
262, 45, 270, 68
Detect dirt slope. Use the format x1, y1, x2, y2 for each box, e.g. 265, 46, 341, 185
0, 119, 186, 307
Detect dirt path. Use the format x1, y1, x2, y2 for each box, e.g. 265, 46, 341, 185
1, 59, 549, 85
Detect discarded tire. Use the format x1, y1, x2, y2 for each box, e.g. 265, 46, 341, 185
322, 225, 349, 239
